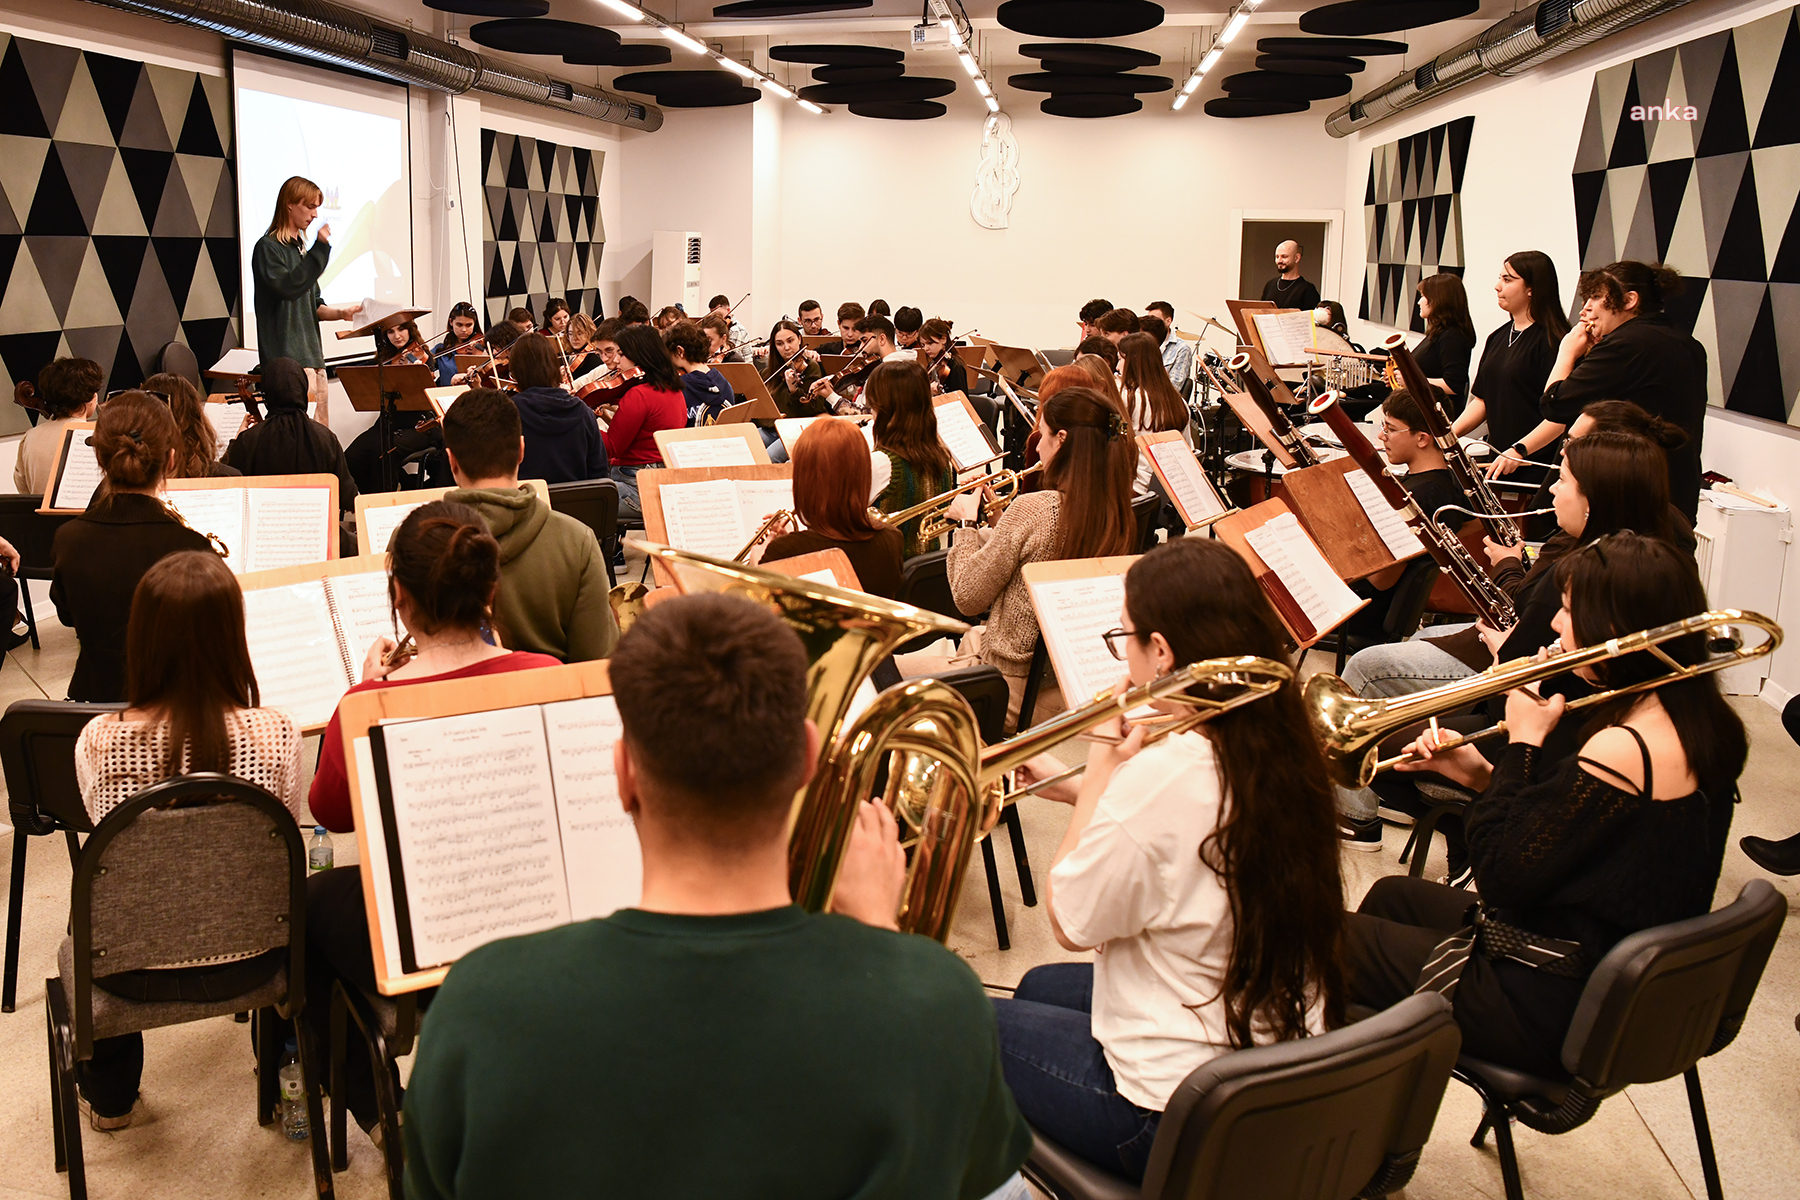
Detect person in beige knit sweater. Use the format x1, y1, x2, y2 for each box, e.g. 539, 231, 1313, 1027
898, 384, 1138, 731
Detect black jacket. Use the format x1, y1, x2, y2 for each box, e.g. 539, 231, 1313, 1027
51, 493, 212, 701
225, 408, 359, 511
514, 386, 609, 484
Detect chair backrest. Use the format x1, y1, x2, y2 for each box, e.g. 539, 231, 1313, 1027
0, 495, 76, 578
547, 478, 621, 552
0, 700, 124, 835
1382, 556, 1442, 639
158, 341, 202, 393
1142, 993, 1462, 1200
1562, 878, 1786, 1088
1132, 491, 1161, 552
69, 774, 305, 1054
914, 664, 1009, 745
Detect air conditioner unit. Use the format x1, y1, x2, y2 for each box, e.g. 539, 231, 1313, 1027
651, 230, 702, 315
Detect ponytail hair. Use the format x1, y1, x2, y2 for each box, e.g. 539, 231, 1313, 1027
93, 391, 175, 490
1039, 385, 1136, 559
388, 501, 502, 637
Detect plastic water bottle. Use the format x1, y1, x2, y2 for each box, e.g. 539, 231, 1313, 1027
279, 1038, 309, 1140
308, 827, 333, 874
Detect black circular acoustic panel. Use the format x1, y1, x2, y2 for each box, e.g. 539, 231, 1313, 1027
469, 18, 620, 56
425, 0, 547, 16
564, 43, 673, 66
1223, 70, 1354, 100
1205, 97, 1310, 117
849, 100, 949, 120
612, 70, 753, 95
657, 84, 761, 106
1008, 71, 1172, 94
997, 0, 1164, 39
1041, 93, 1143, 117
769, 43, 904, 65
811, 63, 906, 83
714, 0, 872, 15
797, 77, 956, 103
1256, 55, 1365, 75
1019, 42, 1160, 69
1257, 35, 1408, 56
1042, 59, 1129, 74
1300, 0, 1478, 36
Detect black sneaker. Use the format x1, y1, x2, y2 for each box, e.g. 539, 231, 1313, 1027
1340, 816, 1383, 852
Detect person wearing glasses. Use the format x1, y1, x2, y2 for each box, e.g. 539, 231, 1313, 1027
999, 538, 1346, 1183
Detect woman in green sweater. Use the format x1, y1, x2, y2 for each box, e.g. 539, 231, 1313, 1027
250, 175, 362, 428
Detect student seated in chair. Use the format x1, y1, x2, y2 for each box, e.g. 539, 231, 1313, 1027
223, 357, 357, 512
403, 593, 1032, 1199
15, 356, 101, 494
438, 387, 618, 662
508, 332, 609, 487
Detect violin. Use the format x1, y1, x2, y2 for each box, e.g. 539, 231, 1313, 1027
573, 363, 642, 406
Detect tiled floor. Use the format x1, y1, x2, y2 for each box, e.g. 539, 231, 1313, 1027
0, 573, 1795, 1198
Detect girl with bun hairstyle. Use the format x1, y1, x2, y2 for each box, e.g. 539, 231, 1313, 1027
51, 391, 214, 701
305, 500, 562, 1136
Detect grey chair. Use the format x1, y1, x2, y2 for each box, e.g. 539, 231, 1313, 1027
329, 982, 420, 1199
1025, 993, 1462, 1199
1456, 879, 1786, 1200
0, 495, 78, 650
157, 341, 203, 393
547, 478, 622, 587
3, 700, 122, 1012
43, 773, 332, 1199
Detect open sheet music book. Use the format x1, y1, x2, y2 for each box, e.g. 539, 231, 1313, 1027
1023, 557, 1138, 706
355, 480, 551, 557
1343, 469, 1427, 560
658, 477, 798, 561
163, 476, 337, 574
1242, 513, 1363, 642
775, 416, 874, 458
1140, 434, 1229, 529
933, 393, 1000, 472
42, 423, 101, 512
655, 423, 768, 469
238, 556, 390, 732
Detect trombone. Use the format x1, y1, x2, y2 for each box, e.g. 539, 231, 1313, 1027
875, 463, 1044, 544
1306, 609, 1783, 788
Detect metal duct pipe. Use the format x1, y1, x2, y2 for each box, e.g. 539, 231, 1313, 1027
1324, 0, 1696, 136
83, 0, 662, 132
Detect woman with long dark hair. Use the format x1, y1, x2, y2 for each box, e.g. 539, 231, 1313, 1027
1455, 252, 1566, 484
767, 319, 828, 419
434, 301, 484, 386
762, 419, 904, 598
1349, 533, 1747, 1078
145, 372, 241, 480
996, 539, 1346, 1182
71, 549, 305, 1128
602, 323, 687, 520
508, 332, 609, 487
1116, 331, 1192, 494
1409, 272, 1478, 415
866, 361, 955, 557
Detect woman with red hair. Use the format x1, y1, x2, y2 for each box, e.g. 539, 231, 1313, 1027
763, 417, 905, 598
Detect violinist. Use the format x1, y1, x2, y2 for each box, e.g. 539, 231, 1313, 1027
543, 298, 571, 338
344, 319, 445, 495
600, 325, 686, 519
810, 315, 906, 414
893, 307, 923, 350
15, 357, 101, 495
507, 306, 537, 335
379, 319, 434, 368
664, 321, 736, 426
917, 319, 969, 397
817, 302, 864, 356
470, 320, 524, 390
767, 320, 828, 418
708, 293, 750, 348
510, 333, 609, 486
566, 313, 605, 378
654, 306, 685, 334
571, 318, 636, 414
701, 313, 742, 363
434, 301, 484, 386
798, 300, 826, 336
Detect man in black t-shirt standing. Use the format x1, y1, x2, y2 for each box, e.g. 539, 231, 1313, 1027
1259, 240, 1321, 313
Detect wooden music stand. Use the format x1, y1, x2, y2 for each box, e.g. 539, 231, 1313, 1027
1022, 556, 1140, 705
355, 480, 552, 556
712, 361, 781, 415
337, 362, 437, 492
716, 394, 779, 424
955, 344, 990, 370
1138, 431, 1232, 531
817, 354, 858, 378
933, 391, 1002, 472
760, 547, 861, 592
1226, 298, 1279, 348
163, 472, 341, 572
802, 335, 838, 350
1278, 457, 1412, 582
655, 424, 772, 469
638, 464, 794, 587
989, 343, 1046, 391
1214, 499, 1367, 648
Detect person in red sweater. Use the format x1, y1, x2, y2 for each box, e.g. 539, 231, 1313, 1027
603, 323, 688, 521
304, 499, 560, 1141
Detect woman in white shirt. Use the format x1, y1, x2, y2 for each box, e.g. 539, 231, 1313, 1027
1115, 331, 1192, 494
72, 549, 305, 1130
996, 538, 1347, 1181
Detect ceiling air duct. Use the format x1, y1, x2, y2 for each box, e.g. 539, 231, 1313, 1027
83, 0, 663, 132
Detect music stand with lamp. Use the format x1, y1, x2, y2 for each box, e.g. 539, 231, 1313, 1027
335, 307, 433, 492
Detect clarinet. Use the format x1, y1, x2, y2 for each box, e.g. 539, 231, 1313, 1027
1382, 333, 1525, 548
1227, 349, 1320, 467
1307, 390, 1516, 628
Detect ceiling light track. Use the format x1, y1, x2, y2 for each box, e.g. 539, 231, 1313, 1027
595, 0, 829, 112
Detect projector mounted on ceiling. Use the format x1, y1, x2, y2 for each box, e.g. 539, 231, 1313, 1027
911, 21, 953, 48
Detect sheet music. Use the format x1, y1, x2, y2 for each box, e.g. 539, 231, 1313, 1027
1029, 574, 1128, 707
1147, 439, 1226, 526
1345, 470, 1427, 560
351, 736, 405, 980
798, 568, 839, 587
50, 429, 104, 511
540, 696, 640, 921
163, 488, 246, 572
361, 500, 422, 557
203, 403, 246, 455
210, 348, 260, 374
382, 706, 572, 967
775, 417, 821, 457
935, 398, 997, 471
1252, 311, 1320, 367
325, 570, 398, 669
244, 488, 333, 573
660, 479, 752, 560
734, 479, 795, 536
1243, 513, 1362, 634
666, 435, 757, 469
241, 582, 352, 728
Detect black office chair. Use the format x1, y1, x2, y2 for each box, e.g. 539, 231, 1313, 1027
547, 479, 623, 587
1, 700, 122, 1013
895, 550, 981, 654
0, 496, 77, 650
1131, 491, 1161, 552
1456, 880, 1786, 1200
1025, 993, 1462, 1199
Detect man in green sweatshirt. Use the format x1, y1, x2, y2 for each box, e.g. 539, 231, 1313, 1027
441, 387, 618, 661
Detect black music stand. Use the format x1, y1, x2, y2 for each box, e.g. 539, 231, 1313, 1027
337, 308, 432, 492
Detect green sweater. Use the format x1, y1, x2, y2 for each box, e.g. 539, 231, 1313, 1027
250, 233, 328, 368
404, 906, 1030, 1200
448, 485, 618, 662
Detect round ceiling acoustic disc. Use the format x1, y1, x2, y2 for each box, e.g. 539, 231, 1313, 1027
811, 63, 907, 83
1256, 55, 1365, 74
612, 70, 753, 95
849, 100, 949, 119
997, 0, 1164, 39
1007, 71, 1172, 94
656, 84, 761, 106
563, 43, 673, 66
469, 18, 620, 56
769, 43, 905, 65
1299, 0, 1478, 37
1041, 93, 1143, 117
424, 0, 548, 16
713, 0, 872, 15
1018, 42, 1160, 69
1204, 96, 1311, 117
1257, 35, 1408, 56
1222, 70, 1354, 101
797, 77, 956, 103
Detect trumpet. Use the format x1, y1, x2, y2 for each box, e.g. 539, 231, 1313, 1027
877, 463, 1044, 544
733, 508, 794, 563
1306, 609, 1783, 788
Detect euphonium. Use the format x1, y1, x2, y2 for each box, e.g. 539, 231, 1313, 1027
1306, 609, 1782, 788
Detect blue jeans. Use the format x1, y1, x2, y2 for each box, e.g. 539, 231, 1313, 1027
610, 465, 644, 522
1337, 625, 1479, 821
991, 963, 1161, 1182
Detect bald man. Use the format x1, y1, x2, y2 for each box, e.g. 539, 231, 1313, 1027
1259, 240, 1320, 313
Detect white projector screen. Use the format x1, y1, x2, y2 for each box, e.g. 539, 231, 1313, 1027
232, 51, 413, 362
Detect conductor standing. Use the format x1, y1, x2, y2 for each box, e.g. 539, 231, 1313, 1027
251, 175, 363, 429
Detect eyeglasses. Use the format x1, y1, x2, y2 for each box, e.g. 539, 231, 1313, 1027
1100, 627, 1137, 661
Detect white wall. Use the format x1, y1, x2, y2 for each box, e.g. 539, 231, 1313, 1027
614, 107, 755, 317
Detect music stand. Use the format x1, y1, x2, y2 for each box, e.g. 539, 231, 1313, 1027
336, 307, 433, 492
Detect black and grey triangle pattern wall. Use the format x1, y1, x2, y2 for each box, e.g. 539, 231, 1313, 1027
1572, 5, 1800, 425
481, 129, 604, 327
0, 32, 237, 409
1359, 115, 1473, 331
